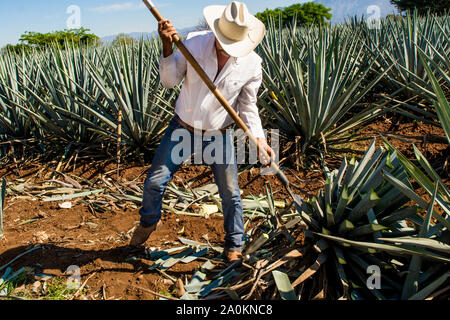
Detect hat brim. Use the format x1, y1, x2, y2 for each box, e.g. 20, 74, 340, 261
203, 5, 265, 58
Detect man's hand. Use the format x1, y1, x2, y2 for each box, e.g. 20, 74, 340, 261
158, 19, 178, 57
257, 138, 275, 168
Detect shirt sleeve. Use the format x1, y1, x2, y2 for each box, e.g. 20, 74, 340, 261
159, 46, 187, 89
237, 62, 266, 139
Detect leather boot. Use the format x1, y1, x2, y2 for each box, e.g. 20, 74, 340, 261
129, 221, 161, 246
222, 249, 243, 263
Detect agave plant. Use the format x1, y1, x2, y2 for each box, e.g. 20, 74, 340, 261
0, 38, 177, 159
300, 140, 449, 299
82, 39, 177, 154
230, 139, 449, 300
0, 43, 115, 152
360, 11, 449, 124
365, 11, 448, 95
0, 50, 43, 141
257, 22, 390, 161
0, 50, 51, 160
33, 44, 114, 144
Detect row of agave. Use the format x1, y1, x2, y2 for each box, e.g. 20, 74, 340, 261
0, 11, 448, 163
256, 10, 449, 162
0, 39, 178, 160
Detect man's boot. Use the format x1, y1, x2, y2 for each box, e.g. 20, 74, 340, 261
222, 249, 243, 263
130, 221, 161, 246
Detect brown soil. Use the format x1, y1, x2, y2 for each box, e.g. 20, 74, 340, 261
0, 197, 225, 300
0, 118, 448, 300
359, 118, 448, 172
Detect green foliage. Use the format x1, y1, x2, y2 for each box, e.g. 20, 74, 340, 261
2, 28, 101, 53
112, 33, 136, 46
359, 11, 449, 123
256, 8, 284, 26
43, 278, 78, 300
256, 2, 332, 27
390, 0, 450, 15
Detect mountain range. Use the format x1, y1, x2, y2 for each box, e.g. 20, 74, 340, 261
101, 27, 197, 44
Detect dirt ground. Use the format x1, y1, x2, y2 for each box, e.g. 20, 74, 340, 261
0, 118, 448, 300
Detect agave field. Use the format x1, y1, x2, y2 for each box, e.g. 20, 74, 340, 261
0, 11, 449, 300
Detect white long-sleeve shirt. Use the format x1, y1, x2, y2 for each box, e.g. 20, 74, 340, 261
159, 30, 265, 138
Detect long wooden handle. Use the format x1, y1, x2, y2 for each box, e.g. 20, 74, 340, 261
142, 0, 294, 194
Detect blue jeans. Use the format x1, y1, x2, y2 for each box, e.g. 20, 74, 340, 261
139, 116, 244, 251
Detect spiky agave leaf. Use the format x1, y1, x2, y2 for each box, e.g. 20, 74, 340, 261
418, 50, 450, 144
383, 139, 450, 221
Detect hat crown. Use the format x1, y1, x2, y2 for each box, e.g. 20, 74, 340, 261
218, 2, 251, 41
203, 1, 266, 57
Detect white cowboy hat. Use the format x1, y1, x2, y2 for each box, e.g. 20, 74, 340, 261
203, 1, 266, 58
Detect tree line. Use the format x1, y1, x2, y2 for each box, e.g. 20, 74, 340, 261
2, 28, 101, 53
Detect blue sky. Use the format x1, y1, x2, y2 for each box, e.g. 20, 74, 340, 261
0, 0, 397, 47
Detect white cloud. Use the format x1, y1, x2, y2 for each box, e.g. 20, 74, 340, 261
89, 2, 145, 13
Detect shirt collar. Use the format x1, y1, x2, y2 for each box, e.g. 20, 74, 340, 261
208, 31, 239, 65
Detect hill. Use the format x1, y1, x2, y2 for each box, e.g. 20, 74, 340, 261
101, 27, 197, 44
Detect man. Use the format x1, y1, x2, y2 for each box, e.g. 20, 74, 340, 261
130, 1, 273, 262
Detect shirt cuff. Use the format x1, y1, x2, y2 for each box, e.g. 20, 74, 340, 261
159, 53, 176, 74
249, 121, 266, 139
159, 53, 178, 87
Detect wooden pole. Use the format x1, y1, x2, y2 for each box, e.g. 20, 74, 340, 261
141, 0, 303, 204
117, 70, 124, 179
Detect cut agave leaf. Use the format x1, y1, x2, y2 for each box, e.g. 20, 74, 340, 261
408, 271, 450, 300
272, 270, 297, 300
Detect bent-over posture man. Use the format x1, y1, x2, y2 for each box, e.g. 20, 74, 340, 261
130, 1, 273, 262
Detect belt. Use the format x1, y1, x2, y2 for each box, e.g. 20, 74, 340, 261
173, 114, 233, 135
